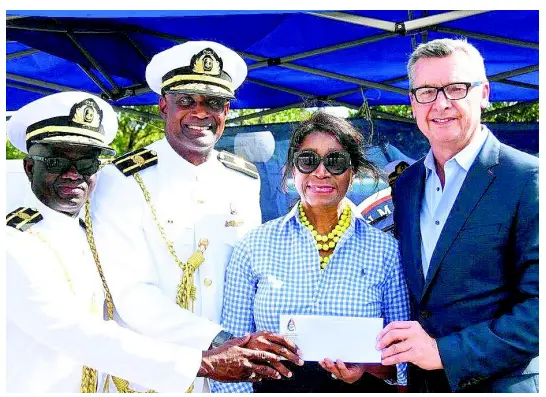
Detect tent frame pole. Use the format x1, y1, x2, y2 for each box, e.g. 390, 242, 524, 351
248, 32, 397, 71
308, 10, 488, 33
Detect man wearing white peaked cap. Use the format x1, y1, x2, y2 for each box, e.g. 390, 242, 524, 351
89, 41, 303, 393
6, 91, 240, 392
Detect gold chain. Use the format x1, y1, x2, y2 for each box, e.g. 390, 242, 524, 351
132, 173, 206, 316
83, 200, 154, 393
81, 170, 203, 393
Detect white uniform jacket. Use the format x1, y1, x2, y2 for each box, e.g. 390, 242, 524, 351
6, 190, 205, 392
90, 138, 262, 392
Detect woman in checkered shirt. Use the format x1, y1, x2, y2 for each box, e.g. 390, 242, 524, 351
212, 112, 410, 393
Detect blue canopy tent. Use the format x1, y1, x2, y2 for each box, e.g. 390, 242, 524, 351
7, 10, 539, 114
6, 10, 539, 221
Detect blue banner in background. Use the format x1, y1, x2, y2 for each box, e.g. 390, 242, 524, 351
218, 118, 538, 222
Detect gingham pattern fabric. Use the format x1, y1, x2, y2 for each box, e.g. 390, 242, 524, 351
211, 202, 410, 393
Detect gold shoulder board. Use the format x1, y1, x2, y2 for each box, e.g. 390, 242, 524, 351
112, 148, 158, 176
388, 161, 410, 185
6, 207, 43, 231
217, 151, 259, 179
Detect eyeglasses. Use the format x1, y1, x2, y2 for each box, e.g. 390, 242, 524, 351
174, 95, 229, 113
293, 150, 352, 175
29, 155, 100, 176
410, 81, 484, 104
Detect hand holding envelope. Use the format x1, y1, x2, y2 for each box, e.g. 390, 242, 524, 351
319, 359, 368, 383
279, 315, 383, 363
319, 359, 397, 384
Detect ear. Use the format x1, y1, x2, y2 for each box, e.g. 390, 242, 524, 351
159, 95, 168, 120
349, 169, 356, 188
480, 82, 491, 110
224, 101, 231, 115
23, 157, 34, 182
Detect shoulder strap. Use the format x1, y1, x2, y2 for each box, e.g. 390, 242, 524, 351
217, 151, 259, 179
6, 207, 43, 231
112, 148, 158, 176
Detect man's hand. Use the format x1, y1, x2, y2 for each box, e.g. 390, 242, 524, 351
198, 334, 283, 382
319, 359, 398, 384
245, 330, 304, 378
319, 359, 367, 384
376, 321, 443, 370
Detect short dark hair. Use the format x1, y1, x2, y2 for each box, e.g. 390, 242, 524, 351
281, 111, 380, 191
407, 38, 487, 88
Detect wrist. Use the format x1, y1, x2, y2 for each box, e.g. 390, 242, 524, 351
209, 330, 234, 349
198, 350, 213, 377
432, 338, 444, 370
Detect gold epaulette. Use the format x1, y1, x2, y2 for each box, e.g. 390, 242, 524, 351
6, 207, 43, 231
217, 151, 259, 179
112, 148, 158, 176
388, 161, 410, 185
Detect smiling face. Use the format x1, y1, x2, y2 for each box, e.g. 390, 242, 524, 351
159, 93, 230, 165
24, 143, 100, 217
410, 51, 489, 155
293, 131, 354, 212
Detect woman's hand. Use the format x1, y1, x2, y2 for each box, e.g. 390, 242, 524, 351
319, 358, 367, 384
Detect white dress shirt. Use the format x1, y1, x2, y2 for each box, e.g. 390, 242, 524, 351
6, 189, 204, 392
90, 138, 262, 392
420, 127, 488, 276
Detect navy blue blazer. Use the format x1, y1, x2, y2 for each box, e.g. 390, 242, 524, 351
393, 128, 538, 392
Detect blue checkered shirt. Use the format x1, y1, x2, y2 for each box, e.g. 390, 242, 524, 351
211, 201, 409, 393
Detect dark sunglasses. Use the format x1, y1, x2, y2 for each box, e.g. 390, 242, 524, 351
293, 150, 352, 175
29, 155, 100, 176
174, 95, 228, 113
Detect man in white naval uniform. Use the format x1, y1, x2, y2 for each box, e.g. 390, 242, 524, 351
90, 41, 303, 392
6, 91, 286, 393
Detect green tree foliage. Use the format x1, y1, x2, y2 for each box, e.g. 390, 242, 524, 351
348, 102, 539, 123
6, 141, 26, 159
349, 105, 413, 119
5, 102, 538, 159
481, 102, 539, 123
227, 108, 312, 126
109, 105, 165, 157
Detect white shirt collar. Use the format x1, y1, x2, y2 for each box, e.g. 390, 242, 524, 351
152, 137, 220, 179
424, 125, 489, 176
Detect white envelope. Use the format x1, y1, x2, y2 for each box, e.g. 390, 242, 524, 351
279, 314, 383, 363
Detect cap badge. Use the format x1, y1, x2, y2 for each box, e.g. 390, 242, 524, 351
191, 48, 223, 76
71, 99, 102, 129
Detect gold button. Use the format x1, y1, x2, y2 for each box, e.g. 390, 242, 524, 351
204, 278, 212, 287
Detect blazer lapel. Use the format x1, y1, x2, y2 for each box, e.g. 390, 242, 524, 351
401, 162, 426, 299
421, 130, 500, 300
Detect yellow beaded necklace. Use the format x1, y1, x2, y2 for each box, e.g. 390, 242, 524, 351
298, 202, 351, 269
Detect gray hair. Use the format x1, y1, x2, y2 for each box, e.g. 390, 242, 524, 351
407, 38, 487, 88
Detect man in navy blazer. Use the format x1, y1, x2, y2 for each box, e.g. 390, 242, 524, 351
376, 38, 538, 392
